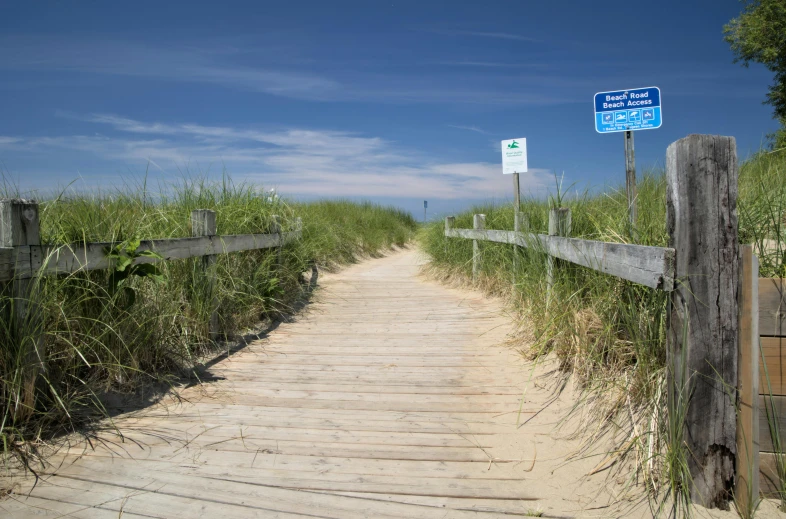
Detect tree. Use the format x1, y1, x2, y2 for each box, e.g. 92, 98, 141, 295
724, 0, 786, 148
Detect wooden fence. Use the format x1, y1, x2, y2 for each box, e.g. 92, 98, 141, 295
0, 200, 302, 406
758, 275, 786, 495
444, 134, 776, 509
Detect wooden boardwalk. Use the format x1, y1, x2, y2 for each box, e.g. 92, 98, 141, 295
4, 249, 589, 518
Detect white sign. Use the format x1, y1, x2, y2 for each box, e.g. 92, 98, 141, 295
501, 138, 527, 174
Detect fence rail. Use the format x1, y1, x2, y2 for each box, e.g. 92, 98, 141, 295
444, 134, 750, 508
0, 227, 302, 282
0, 200, 304, 412
444, 226, 675, 291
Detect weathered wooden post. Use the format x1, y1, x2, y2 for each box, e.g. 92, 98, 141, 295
445, 216, 454, 256
736, 244, 759, 512
513, 213, 529, 281
445, 216, 455, 234
666, 134, 739, 508
271, 215, 283, 270
191, 209, 219, 341
546, 208, 571, 307
472, 214, 485, 282
0, 199, 43, 420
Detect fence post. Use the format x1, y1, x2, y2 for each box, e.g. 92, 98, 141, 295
472, 214, 485, 282
736, 244, 760, 511
0, 199, 43, 420
445, 217, 454, 256
666, 134, 739, 508
272, 215, 283, 270
445, 216, 454, 233
191, 209, 219, 341
513, 213, 529, 280
546, 208, 571, 307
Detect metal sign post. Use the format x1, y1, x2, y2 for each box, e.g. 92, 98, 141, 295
594, 86, 661, 239
423, 200, 427, 224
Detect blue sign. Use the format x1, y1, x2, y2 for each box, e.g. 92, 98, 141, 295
594, 86, 661, 133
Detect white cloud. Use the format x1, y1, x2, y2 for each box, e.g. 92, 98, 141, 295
0, 39, 341, 101
430, 30, 537, 42
447, 125, 488, 134
435, 61, 546, 68
4, 114, 552, 199
0, 37, 580, 106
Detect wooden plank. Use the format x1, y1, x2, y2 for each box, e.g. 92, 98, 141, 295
666, 134, 739, 507
446, 228, 675, 290
447, 228, 516, 244
0, 246, 13, 280
760, 337, 786, 397
114, 396, 515, 414
760, 452, 785, 498
61, 436, 496, 462
760, 277, 785, 337
1, 230, 301, 280
20, 479, 333, 519
42, 469, 534, 519
49, 453, 534, 494
0, 494, 155, 518
107, 424, 493, 448
539, 235, 674, 291
50, 462, 536, 501
736, 245, 759, 509
759, 394, 786, 453
121, 415, 506, 435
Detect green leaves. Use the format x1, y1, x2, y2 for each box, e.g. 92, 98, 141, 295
105, 239, 165, 308
724, 0, 786, 145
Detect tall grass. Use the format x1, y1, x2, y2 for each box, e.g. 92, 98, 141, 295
0, 176, 417, 464
419, 149, 786, 509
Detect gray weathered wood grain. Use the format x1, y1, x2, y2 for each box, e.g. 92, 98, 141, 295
1, 230, 301, 281
666, 134, 739, 508
0, 247, 14, 281
541, 235, 675, 291
546, 208, 571, 308
472, 214, 485, 281
192, 209, 219, 340
0, 199, 45, 421
445, 228, 675, 291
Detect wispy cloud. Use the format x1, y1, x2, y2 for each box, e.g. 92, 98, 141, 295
0, 38, 341, 101
432, 29, 537, 42
447, 125, 488, 134
435, 61, 546, 68
455, 31, 536, 41
0, 36, 580, 106
0, 114, 551, 198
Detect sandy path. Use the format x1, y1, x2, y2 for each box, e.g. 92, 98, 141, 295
2, 248, 781, 518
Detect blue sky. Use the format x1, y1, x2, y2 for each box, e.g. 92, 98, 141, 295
0, 0, 777, 218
